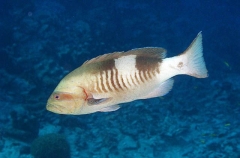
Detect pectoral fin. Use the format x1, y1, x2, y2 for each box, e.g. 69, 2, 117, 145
87, 98, 111, 106
99, 105, 120, 112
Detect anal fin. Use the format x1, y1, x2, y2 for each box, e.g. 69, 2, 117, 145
99, 105, 120, 112
140, 79, 174, 99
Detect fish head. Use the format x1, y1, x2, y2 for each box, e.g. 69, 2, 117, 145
46, 86, 87, 115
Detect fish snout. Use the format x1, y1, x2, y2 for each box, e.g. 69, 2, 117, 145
46, 91, 81, 114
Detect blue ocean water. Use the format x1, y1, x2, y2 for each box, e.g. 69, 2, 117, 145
0, 0, 240, 157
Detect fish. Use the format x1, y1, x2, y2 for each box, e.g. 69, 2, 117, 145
46, 32, 208, 115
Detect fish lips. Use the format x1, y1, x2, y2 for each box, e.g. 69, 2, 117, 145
46, 102, 68, 114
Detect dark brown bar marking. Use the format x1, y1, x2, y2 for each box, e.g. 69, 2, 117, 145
100, 71, 108, 93
115, 69, 123, 90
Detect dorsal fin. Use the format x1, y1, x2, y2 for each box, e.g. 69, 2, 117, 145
125, 47, 167, 59
82, 52, 123, 66
82, 47, 166, 66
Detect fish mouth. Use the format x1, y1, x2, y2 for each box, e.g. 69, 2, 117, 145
46, 103, 58, 112
46, 103, 68, 114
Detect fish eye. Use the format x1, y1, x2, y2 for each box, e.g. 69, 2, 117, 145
54, 94, 60, 100
52, 92, 73, 101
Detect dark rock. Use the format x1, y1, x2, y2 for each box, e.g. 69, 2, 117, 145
31, 134, 70, 158
4, 128, 34, 142
20, 145, 31, 155
7, 110, 40, 142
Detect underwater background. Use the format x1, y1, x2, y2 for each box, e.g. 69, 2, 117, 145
0, 0, 240, 157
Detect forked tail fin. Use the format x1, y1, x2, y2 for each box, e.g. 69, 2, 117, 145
179, 32, 208, 78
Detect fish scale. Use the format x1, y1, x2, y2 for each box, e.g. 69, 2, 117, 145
101, 71, 107, 92
113, 69, 120, 90
94, 65, 158, 95
130, 73, 138, 86
97, 73, 103, 93
134, 71, 140, 84
112, 68, 120, 91
108, 70, 115, 91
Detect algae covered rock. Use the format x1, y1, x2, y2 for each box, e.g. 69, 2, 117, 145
31, 133, 70, 158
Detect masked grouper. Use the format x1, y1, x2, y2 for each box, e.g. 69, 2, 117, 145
46, 32, 208, 115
